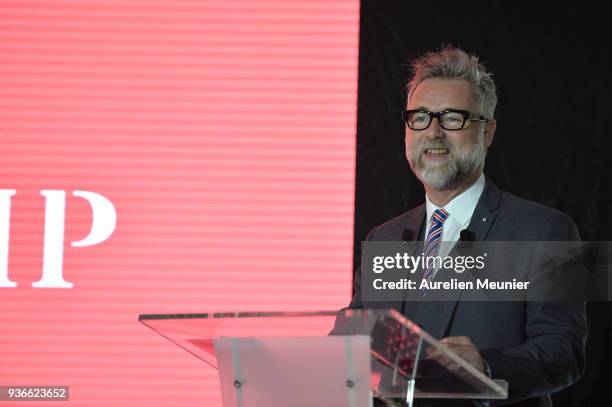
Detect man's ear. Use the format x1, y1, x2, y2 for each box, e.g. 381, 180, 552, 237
484, 119, 496, 149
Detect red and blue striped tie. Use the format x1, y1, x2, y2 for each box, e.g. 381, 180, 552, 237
422, 208, 449, 283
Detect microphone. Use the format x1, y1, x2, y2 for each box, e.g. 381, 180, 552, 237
401, 229, 414, 242
457, 229, 475, 253
399, 228, 417, 317
460, 229, 475, 241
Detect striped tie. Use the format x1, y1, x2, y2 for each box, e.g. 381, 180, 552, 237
422, 208, 449, 284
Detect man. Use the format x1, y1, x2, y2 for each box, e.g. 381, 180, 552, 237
348, 47, 587, 406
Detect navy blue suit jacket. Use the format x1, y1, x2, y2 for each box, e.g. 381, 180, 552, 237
349, 179, 587, 406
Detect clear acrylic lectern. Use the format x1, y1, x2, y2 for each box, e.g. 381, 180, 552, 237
139, 309, 507, 407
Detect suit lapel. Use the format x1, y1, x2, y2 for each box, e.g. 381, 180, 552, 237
407, 204, 426, 240
414, 178, 502, 339
466, 178, 501, 243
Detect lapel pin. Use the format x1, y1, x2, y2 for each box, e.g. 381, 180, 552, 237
482, 217, 487, 222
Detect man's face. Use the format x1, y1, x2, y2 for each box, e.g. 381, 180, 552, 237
405, 78, 495, 191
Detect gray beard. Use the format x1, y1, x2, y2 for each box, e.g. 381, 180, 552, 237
407, 136, 486, 191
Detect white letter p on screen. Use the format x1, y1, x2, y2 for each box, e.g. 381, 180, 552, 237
71, 191, 117, 248
33, 190, 117, 288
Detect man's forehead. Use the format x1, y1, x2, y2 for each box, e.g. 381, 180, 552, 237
407, 78, 478, 109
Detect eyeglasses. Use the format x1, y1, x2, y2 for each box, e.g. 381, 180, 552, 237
403, 109, 489, 130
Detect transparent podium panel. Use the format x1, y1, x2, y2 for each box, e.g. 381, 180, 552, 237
139, 309, 507, 406
214, 335, 372, 407
361, 311, 508, 400
139, 311, 347, 368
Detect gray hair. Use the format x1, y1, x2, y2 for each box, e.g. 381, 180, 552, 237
407, 47, 497, 119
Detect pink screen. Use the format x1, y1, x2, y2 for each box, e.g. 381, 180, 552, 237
0, 1, 359, 405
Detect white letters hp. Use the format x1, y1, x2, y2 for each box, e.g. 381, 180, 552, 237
0, 190, 117, 288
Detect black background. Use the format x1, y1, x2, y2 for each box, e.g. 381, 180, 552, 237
354, 1, 610, 405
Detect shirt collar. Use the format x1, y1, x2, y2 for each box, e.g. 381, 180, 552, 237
425, 173, 486, 226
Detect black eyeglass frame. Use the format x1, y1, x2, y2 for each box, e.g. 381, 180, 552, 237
402, 109, 489, 130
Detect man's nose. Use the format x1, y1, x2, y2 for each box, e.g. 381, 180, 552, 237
426, 117, 446, 138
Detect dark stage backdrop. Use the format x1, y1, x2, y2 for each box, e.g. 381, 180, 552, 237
354, 1, 610, 405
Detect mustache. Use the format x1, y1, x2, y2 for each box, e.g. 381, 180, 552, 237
414, 140, 454, 155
